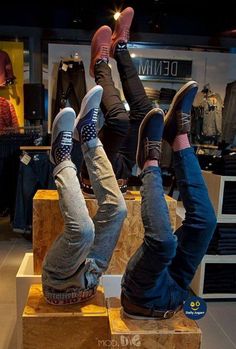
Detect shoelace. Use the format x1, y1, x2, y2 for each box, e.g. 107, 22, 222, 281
144, 140, 162, 155
61, 131, 72, 146
122, 27, 130, 42
100, 45, 109, 60
92, 108, 99, 123
177, 112, 190, 130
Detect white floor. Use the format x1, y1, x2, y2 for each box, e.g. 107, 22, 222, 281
0, 216, 236, 349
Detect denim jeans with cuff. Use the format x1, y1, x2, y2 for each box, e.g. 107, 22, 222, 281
122, 147, 217, 311
42, 138, 127, 291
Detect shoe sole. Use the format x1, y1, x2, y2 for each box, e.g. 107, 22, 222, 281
50, 107, 76, 164
73, 85, 103, 141
136, 108, 164, 169
163, 81, 198, 139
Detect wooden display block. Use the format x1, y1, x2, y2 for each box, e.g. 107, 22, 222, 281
33, 190, 177, 275
107, 298, 201, 349
22, 284, 109, 349
202, 170, 236, 223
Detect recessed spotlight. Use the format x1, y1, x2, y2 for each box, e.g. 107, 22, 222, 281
114, 12, 121, 21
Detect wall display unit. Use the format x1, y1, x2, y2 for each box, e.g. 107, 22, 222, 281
48, 44, 236, 144
191, 171, 236, 298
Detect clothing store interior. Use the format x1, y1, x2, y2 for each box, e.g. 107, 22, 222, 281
1, 1, 236, 348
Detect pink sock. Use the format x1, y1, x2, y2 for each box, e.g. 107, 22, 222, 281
143, 159, 159, 169
172, 134, 190, 152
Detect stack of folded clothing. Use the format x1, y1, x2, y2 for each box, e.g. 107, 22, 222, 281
144, 87, 160, 102
222, 182, 236, 214
203, 263, 236, 293
159, 88, 176, 104
207, 224, 236, 255
213, 153, 236, 175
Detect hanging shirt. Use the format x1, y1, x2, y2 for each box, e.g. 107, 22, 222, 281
0, 97, 19, 131
0, 49, 16, 86
194, 91, 223, 137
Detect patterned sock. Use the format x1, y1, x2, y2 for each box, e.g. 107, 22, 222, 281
81, 123, 97, 143
172, 134, 190, 152
116, 42, 127, 53
54, 131, 72, 164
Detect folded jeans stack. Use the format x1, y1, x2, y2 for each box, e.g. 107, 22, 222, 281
207, 224, 236, 255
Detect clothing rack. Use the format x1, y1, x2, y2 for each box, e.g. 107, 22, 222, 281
20, 146, 51, 151
0, 125, 43, 135
61, 52, 82, 63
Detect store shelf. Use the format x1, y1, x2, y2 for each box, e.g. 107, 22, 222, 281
202, 170, 236, 223
190, 171, 236, 299
191, 254, 236, 299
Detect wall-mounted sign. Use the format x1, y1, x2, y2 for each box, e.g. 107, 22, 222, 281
132, 57, 192, 81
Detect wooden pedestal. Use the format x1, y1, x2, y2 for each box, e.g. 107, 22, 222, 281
22, 284, 109, 349
33, 190, 177, 275
107, 298, 201, 349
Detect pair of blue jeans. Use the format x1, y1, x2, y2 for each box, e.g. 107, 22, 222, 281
42, 139, 127, 291
122, 147, 217, 310
13, 152, 55, 233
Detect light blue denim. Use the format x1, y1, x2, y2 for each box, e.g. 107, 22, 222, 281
122, 147, 217, 311
42, 138, 127, 290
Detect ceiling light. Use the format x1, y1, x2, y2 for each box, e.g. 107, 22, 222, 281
114, 12, 121, 21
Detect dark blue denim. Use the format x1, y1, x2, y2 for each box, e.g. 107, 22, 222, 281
13, 152, 55, 233
122, 147, 217, 310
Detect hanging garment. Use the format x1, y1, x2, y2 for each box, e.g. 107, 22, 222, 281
0, 49, 16, 86
191, 106, 204, 142
194, 91, 223, 137
13, 151, 55, 234
222, 81, 236, 144
0, 133, 40, 220
0, 97, 19, 131
53, 59, 87, 122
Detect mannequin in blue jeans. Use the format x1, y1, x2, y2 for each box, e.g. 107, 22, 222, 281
120, 79, 217, 319
85, 7, 216, 318
42, 7, 217, 315
42, 86, 127, 305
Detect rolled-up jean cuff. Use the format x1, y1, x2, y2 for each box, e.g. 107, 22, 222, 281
53, 160, 77, 177
81, 138, 103, 153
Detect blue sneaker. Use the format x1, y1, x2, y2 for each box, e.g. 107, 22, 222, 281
163, 81, 198, 145
136, 108, 164, 169
73, 85, 103, 142
50, 107, 76, 165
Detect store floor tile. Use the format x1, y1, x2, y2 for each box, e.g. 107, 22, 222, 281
206, 302, 236, 345
0, 216, 236, 349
